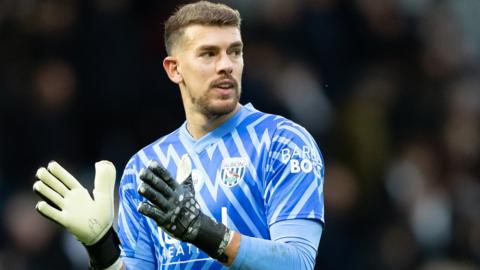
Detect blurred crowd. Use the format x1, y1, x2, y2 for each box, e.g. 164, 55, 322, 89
1, 0, 479, 269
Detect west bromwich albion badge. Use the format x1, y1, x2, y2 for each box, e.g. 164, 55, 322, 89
220, 157, 247, 187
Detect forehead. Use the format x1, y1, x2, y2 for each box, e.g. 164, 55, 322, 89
182, 25, 242, 50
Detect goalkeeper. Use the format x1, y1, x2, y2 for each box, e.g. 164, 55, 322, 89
33, 1, 325, 269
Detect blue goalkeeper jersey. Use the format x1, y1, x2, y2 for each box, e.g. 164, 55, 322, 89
117, 103, 325, 270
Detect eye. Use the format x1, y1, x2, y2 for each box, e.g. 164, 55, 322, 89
230, 49, 242, 56
200, 51, 215, 58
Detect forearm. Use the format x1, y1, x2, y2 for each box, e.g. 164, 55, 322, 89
230, 236, 315, 270
226, 219, 323, 270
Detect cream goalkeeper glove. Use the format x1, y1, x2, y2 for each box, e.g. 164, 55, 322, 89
33, 161, 121, 270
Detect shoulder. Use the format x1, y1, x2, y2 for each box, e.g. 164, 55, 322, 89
246, 105, 315, 142
124, 127, 182, 171
119, 128, 182, 194
239, 104, 320, 152
273, 118, 317, 146
239, 104, 293, 134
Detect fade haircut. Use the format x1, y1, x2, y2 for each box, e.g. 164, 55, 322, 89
164, 1, 241, 55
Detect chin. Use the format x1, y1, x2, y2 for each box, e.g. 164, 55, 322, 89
204, 98, 239, 116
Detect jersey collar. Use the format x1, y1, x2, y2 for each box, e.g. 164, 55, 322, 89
179, 103, 255, 154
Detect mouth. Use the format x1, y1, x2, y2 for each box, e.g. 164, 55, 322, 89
211, 79, 237, 95
214, 82, 235, 89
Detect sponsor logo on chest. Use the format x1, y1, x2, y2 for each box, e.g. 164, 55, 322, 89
281, 145, 323, 177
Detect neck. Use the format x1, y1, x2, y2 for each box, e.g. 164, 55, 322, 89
185, 103, 240, 139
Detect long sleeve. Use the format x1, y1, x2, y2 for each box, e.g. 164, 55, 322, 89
231, 219, 323, 270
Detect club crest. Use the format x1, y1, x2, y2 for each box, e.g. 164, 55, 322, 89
220, 157, 247, 187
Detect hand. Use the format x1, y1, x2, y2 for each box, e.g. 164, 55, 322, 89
137, 155, 201, 241
33, 161, 121, 269
138, 155, 232, 262
33, 161, 116, 245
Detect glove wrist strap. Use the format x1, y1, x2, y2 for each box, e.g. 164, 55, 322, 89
190, 214, 230, 263
86, 227, 121, 270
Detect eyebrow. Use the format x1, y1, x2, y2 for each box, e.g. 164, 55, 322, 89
229, 41, 243, 48
197, 41, 244, 51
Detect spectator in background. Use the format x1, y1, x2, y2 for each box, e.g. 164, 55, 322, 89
0, 0, 479, 269
0, 191, 72, 270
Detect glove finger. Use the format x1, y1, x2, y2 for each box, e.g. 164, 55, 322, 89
139, 168, 175, 198
137, 202, 168, 225
36, 201, 65, 226
36, 167, 69, 196
47, 161, 81, 190
33, 181, 64, 209
148, 161, 179, 189
93, 160, 116, 197
138, 183, 171, 211
176, 154, 192, 184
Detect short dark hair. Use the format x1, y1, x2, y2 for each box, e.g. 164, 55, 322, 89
164, 1, 241, 54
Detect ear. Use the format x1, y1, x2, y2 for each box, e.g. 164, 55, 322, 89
163, 56, 183, 84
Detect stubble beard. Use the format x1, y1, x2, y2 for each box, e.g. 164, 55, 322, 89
190, 86, 241, 118
187, 79, 241, 118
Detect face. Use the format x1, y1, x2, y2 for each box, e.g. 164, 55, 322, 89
170, 25, 244, 117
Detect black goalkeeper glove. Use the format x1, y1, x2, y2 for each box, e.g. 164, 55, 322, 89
137, 155, 232, 263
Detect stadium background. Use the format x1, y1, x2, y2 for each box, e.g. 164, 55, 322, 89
1, 0, 479, 269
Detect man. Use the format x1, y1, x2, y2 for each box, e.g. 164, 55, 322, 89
33, 1, 325, 269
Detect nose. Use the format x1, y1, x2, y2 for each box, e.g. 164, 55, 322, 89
216, 52, 233, 74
